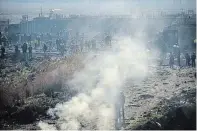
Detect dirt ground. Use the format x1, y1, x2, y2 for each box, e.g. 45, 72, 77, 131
0, 52, 84, 109
0, 53, 196, 129
123, 66, 196, 129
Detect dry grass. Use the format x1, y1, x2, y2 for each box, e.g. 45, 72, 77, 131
0, 54, 85, 109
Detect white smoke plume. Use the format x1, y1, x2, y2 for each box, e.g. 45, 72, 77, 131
38, 36, 155, 130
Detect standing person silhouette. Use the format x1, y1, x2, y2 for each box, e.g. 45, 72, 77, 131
22, 43, 27, 62
191, 52, 196, 67
169, 52, 174, 68
115, 91, 125, 129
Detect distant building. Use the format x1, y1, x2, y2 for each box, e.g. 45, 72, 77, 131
19, 14, 68, 34
161, 13, 196, 51
0, 19, 9, 33
8, 9, 195, 50
8, 24, 20, 35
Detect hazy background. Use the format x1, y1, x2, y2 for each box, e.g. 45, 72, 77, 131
0, 0, 195, 130
0, 0, 196, 23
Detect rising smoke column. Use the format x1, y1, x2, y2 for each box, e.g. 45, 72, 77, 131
38, 36, 154, 130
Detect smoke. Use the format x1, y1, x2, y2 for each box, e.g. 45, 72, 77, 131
38, 35, 155, 130
34, 0, 175, 129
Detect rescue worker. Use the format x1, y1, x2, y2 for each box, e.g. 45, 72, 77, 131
191, 52, 196, 67
22, 43, 28, 62
169, 52, 174, 68
28, 45, 33, 60
185, 53, 190, 67
1, 45, 5, 58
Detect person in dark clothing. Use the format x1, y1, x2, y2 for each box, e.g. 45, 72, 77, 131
0, 32, 2, 45
105, 35, 112, 48
43, 44, 48, 56
14, 45, 20, 57
37, 37, 41, 48
22, 43, 28, 62
56, 39, 60, 51
191, 52, 196, 67
22, 43, 27, 53
169, 52, 174, 68
59, 45, 64, 56
56, 39, 58, 49
185, 53, 190, 67
177, 49, 181, 67
1, 45, 5, 58
1, 36, 7, 47
15, 45, 18, 53
28, 45, 33, 60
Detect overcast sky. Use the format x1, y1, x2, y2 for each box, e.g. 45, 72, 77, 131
0, 0, 196, 14
0, 0, 196, 23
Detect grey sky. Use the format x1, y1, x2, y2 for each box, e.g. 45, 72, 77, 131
0, 0, 196, 23
0, 0, 196, 14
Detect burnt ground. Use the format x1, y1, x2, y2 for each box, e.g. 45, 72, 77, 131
0, 51, 83, 108
123, 67, 196, 130
0, 80, 195, 130
0, 53, 82, 129
0, 53, 196, 130
131, 88, 196, 130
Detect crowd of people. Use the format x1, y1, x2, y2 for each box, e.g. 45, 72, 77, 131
0, 31, 113, 66
169, 52, 196, 68
0, 29, 195, 130
0, 31, 196, 69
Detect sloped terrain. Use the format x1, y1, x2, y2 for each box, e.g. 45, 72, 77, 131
124, 67, 196, 130
0, 53, 196, 130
